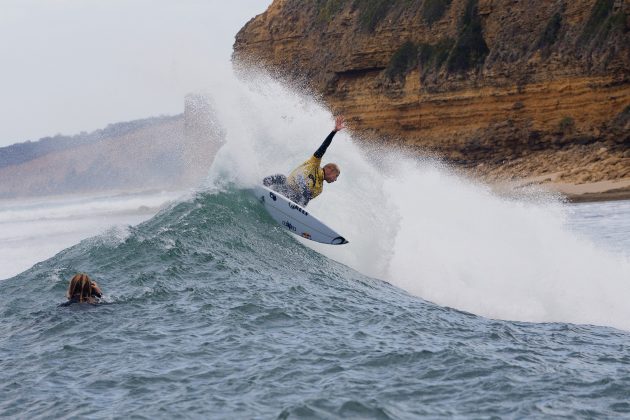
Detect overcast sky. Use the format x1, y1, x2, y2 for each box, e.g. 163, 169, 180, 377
0, 0, 271, 146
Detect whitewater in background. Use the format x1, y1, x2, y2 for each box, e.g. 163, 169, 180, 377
201, 71, 630, 330
0, 191, 184, 279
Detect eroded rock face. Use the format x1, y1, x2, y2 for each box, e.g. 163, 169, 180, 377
233, 0, 629, 182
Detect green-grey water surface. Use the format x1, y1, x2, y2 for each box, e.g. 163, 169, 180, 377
1, 191, 629, 418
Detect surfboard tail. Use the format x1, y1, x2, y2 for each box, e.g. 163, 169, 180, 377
331, 236, 348, 245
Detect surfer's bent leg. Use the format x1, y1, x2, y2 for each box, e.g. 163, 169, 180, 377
263, 174, 287, 187
262, 175, 309, 206
263, 174, 300, 202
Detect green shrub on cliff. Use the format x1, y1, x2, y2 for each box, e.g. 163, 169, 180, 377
581, 0, 614, 41
317, 0, 347, 23
422, 0, 452, 25
612, 105, 630, 131
418, 38, 453, 77
386, 38, 454, 82
317, 0, 416, 30
385, 0, 488, 80
597, 11, 629, 40
579, 0, 627, 45
446, 0, 489, 73
352, 0, 395, 31
386, 41, 419, 81
536, 12, 563, 50
559, 116, 575, 133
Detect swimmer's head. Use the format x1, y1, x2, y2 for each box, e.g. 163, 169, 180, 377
67, 273, 102, 303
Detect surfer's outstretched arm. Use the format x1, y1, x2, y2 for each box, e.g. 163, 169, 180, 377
314, 116, 345, 159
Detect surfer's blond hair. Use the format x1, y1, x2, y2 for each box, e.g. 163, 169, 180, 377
323, 163, 340, 175
66, 273, 99, 303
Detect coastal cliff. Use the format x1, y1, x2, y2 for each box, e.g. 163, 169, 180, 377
233, 0, 630, 192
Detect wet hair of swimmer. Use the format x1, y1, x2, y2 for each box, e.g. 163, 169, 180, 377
323, 163, 340, 183
66, 273, 102, 303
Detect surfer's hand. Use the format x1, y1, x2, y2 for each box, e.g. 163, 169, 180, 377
91, 281, 102, 297
334, 115, 345, 132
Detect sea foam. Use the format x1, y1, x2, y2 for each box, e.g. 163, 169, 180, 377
204, 71, 630, 330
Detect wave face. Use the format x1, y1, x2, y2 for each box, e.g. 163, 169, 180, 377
1, 189, 630, 418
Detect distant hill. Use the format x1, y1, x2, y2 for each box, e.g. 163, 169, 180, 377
0, 115, 181, 170
0, 95, 225, 199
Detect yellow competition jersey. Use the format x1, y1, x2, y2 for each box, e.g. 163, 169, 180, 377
287, 155, 325, 202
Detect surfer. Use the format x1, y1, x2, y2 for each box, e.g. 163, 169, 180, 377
61, 273, 103, 305
263, 115, 345, 206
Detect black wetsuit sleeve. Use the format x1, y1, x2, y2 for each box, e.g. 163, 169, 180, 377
314, 131, 337, 159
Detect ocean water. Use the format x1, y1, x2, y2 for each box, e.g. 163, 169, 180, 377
0, 191, 184, 280
1, 74, 629, 418
1, 191, 629, 418
567, 200, 630, 255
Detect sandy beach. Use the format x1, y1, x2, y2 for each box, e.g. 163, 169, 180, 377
491, 174, 630, 203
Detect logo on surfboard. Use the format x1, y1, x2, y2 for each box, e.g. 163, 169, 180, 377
282, 221, 297, 232
288, 203, 308, 216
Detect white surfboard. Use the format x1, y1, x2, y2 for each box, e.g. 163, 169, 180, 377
254, 185, 348, 245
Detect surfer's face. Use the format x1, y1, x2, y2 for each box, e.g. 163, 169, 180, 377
324, 167, 339, 183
